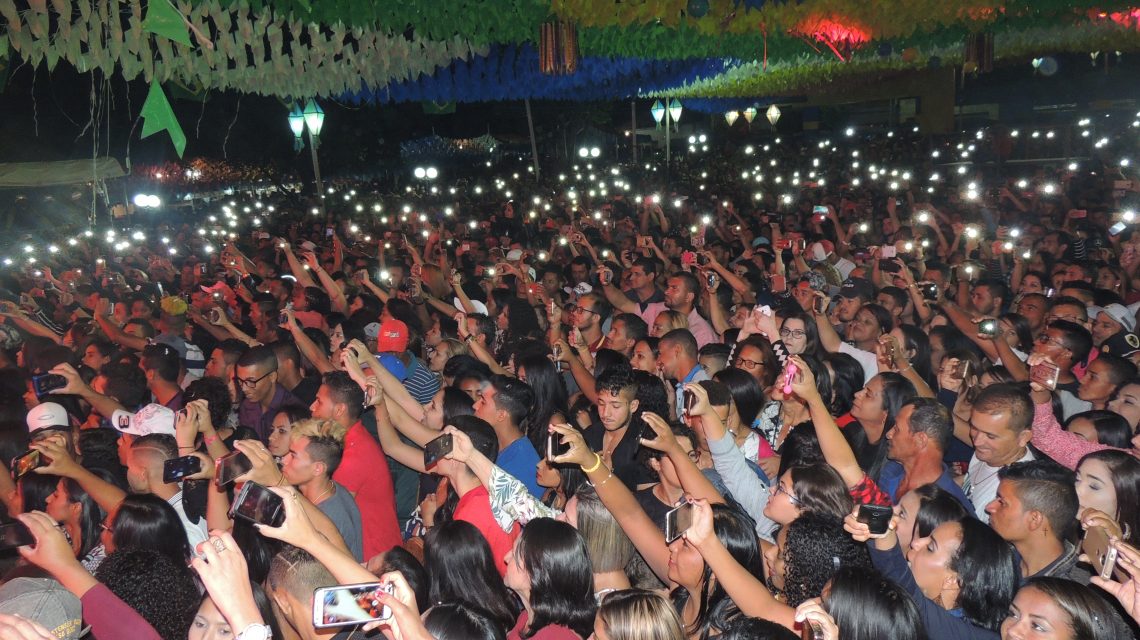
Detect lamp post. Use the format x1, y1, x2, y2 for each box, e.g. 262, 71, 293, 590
290, 100, 326, 208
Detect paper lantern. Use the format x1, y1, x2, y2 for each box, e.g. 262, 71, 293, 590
725, 110, 739, 126
742, 106, 756, 124
766, 104, 781, 126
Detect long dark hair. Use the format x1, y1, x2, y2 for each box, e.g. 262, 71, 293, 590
671, 504, 761, 640
783, 310, 823, 358
789, 464, 855, 521
424, 602, 507, 640
110, 493, 193, 563
1019, 577, 1134, 640
847, 372, 915, 481
516, 518, 596, 639
64, 471, 112, 560
950, 517, 1019, 631
713, 367, 765, 427
424, 520, 518, 634
824, 567, 925, 640
898, 324, 935, 389
1077, 450, 1140, 543
1067, 410, 1133, 449
910, 483, 969, 541
824, 353, 864, 416
516, 352, 569, 450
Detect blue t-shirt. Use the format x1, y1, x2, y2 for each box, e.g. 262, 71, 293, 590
498, 437, 544, 498
878, 460, 974, 514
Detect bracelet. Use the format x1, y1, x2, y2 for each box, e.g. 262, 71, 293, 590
582, 452, 603, 474
899, 364, 914, 373
178, 445, 196, 450
203, 433, 219, 446
463, 334, 474, 343
589, 471, 614, 489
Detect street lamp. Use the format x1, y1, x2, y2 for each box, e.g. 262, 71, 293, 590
289, 99, 326, 207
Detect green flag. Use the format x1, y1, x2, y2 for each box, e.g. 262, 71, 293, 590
140, 81, 186, 157
423, 101, 456, 115
142, 0, 191, 47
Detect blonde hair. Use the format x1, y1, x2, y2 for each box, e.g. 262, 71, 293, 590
439, 337, 469, 359
598, 589, 685, 640
575, 486, 633, 574
657, 309, 688, 332
289, 418, 348, 445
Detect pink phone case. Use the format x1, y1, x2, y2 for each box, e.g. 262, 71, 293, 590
782, 361, 798, 395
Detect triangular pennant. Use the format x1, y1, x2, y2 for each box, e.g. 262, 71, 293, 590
142, 0, 191, 47
139, 81, 186, 157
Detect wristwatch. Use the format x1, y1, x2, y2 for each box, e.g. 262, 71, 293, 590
236, 624, 272, 640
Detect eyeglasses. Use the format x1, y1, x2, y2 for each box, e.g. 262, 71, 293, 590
1034, 334, 1066, 349
779, 328, 807, 340
773, 483, 800, 505
734, 357, 763, 370
235, 370, 274, 389
568, 305, 599, 316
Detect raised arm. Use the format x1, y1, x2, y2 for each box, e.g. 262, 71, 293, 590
642, 408, 724, 506
687, 499, 796, 630
549, 423, 671, 583
786, 356, 865, 488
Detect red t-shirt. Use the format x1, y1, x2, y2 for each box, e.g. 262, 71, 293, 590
507, 610, 580, 640
455, 485, 520, 576
333, 421, 403, 559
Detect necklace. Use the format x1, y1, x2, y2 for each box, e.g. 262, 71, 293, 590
311, 482, 335, 504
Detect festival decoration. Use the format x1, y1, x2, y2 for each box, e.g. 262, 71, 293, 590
0, 0, 487, 98
766, 104, 781, 126
139, 81, 187, 157
142, 0, 191, 46
539, 21, 579, 74
350, 45, 735, 105
724, 110, 739, 126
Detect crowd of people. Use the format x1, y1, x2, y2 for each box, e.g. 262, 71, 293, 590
1, 118, 1140, 640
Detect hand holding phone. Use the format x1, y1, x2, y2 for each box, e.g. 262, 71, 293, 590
856, 504, 894, 535
665, 502, 694, 543
423, 434, 453, 470
229, 481, 285, 527
1029, 361, 1061, 391
313, 582, 395, 628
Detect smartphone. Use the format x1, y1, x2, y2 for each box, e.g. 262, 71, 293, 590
782, 360, 799, 395
691, 234, 706, 249
198, 264, 207, 276
31, 374, 67, 398
706, 273, 719, 291
813, 295, 828, 315
977, 319, 999, 339
665, 502, 694, 543
598, 268, 613, 286
209, 308, 223, 325
10, 450, 42, 480
950, 360, 971, 381
879, 245, 897, 259
313, 582, 394, 629
0, 521, 35, 551
812, 205, 828, 215
770, 274, 787, 293
214, 450, 252, 487
681, 251, 697, 266
163, 455, 202, 483
546, 432, 571, 462
1110, 221, 1128, 236
918, 281, 939, 301
1029, 361, 1061, 391
423, 434, 453, 470
682, 389, 695, 416
856, 504, 894, 535
1071, 209, 1088, 219
229, 481, 285, 527
326, 227, 335, 238
1083, 526, 1124, 581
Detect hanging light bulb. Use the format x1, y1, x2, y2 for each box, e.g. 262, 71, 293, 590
724, 111, 739, 126
742, 107, 757, 124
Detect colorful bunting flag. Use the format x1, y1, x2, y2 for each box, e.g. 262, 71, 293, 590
142, 0, 191, 47
140, 80, 186, 157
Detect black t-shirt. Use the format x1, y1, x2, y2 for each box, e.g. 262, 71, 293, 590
635, 486, 671, 533
584, 418, 653, 489
288, 375, 321, 406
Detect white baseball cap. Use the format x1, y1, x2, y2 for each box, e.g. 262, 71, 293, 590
26, 402, 69, 434
111, 404, 176, 437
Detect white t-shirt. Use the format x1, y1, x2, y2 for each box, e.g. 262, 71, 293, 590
169, 491, 208, 553
839, 342, 879, 384
966, 448, 1035, 521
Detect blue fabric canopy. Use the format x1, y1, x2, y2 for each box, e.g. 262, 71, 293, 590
347, 44, 742, 105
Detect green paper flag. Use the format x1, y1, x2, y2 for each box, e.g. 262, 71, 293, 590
140, 81, 186, 157
142, 0, 191, 47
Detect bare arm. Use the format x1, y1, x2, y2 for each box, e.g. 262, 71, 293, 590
601, 282, 639, 315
